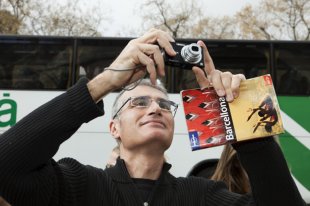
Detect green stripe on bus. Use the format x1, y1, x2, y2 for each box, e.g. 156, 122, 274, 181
278, 96, 310, 132
279, 132, 310, 190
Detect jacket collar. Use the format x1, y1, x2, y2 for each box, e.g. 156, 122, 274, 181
105, 157, 173, 184
105, 158, 177, 205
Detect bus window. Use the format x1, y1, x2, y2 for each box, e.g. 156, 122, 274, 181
12, 67, 43, 89
274, 43, 310, 96
207, 42, 270, 78
0, 65, 11, 88
76, 38, 130, 81
169, 41, 271, 93
0, 37, 73, 90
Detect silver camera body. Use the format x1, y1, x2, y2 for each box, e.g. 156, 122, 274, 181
163, 42, 204, 70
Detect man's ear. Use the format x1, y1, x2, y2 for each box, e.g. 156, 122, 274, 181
109, 120, 121, 140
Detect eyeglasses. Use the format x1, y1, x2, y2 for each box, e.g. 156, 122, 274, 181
113, 96, 178, 119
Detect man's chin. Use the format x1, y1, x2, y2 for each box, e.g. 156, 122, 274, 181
142, 132, 172, 146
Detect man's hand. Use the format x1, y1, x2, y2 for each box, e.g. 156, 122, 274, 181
88, 28, 176, 102
192, 40, 246, 102
109, 28, 176, 87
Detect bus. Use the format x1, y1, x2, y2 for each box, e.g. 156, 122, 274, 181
0, 35, 309, 203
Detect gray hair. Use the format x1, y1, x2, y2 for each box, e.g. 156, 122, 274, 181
111, 78, 168, 119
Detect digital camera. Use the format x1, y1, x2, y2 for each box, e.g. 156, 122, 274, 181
163, 42, 204, 70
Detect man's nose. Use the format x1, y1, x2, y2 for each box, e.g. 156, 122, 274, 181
147, 100, 162, 115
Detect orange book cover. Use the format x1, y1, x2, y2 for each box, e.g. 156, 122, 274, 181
181, 74, 284, 151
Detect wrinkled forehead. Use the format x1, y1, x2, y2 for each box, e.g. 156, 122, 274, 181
119, 85, 168, 102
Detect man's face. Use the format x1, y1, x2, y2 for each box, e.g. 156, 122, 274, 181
110, 85, 175, 154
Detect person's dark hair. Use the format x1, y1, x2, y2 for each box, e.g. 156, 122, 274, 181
211, 144, 251, 194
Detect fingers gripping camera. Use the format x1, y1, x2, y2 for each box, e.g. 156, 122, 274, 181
163, 42, 205, 70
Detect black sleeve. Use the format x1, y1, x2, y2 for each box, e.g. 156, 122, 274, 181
234, 137, 306, 206
0, 78, 104, 206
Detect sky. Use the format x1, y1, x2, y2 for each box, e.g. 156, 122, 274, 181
78, 0, 261, 37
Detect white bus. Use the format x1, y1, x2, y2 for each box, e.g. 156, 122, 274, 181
0, 35, 309, 203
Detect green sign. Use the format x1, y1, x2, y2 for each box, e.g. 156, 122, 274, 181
0, 93, 17, 127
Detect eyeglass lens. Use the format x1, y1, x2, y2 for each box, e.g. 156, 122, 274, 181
131, 96, 174, 111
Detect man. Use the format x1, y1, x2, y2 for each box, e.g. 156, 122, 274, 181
0, 29, 305, 206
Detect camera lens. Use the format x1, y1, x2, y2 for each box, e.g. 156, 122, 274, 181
181, 43, 202, 64
192, 46, 199, 52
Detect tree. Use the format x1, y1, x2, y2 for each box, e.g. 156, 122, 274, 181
236, 0, 310, 40
0, 9, 20, 34
0, 0, 108, 36
0, 0, 31, 20
235, 5, 275, 40
192, 16, 238, 39
0, 0, 32, 34
140, 0, 203, 38
24, 0, 106, 36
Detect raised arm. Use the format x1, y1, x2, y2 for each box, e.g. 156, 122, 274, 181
192, 40, 305, 206
87, 28, 176, 102
0, 78, 104, 205
235, 137, 305, 206
0, 28, 177, 206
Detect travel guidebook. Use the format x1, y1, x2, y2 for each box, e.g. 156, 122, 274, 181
181, 74, 284, 151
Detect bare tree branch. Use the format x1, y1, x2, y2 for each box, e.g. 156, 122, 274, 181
140, 0, 202, 38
